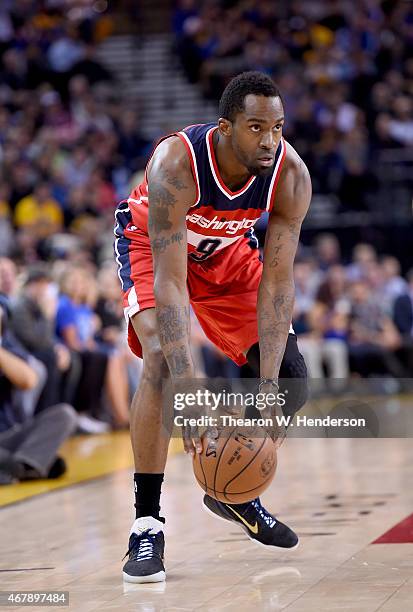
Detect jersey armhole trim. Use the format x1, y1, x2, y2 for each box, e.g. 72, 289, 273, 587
266, 138, 287, 212
176, 131, 201, 208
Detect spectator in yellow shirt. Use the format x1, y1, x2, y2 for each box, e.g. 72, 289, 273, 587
14, 182, 63, 239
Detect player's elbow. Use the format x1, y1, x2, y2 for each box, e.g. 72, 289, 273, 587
154, 276, 187, 304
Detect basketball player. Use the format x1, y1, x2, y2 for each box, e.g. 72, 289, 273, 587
115, 72, 310, 583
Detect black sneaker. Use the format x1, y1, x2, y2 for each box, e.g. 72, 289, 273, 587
122, 516, 166, 583
203, 495, 299, 550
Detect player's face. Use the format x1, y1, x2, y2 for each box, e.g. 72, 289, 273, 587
231, 94, 285, 177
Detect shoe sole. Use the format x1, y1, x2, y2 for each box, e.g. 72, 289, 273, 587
122, 570, 166, 583
202, 501, 300, 551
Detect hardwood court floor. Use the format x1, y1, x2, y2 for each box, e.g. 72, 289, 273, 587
1, 435, 413, 611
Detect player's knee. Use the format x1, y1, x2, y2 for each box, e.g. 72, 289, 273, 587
142, 343, 169, 384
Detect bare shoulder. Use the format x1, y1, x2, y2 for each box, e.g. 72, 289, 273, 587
282, 140, 311, 187
271, 140, 312, 219
147, 134, 197, 220
147, 135, 193, 186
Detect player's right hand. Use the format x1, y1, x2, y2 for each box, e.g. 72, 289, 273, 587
182, 420, 203, 456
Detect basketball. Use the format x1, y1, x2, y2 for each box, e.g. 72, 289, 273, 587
192, 426, 277, 504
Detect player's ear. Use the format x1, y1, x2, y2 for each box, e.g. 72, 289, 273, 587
218, 118, 232, 137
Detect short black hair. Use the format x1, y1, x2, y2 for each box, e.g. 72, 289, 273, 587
219, 71, 282, 122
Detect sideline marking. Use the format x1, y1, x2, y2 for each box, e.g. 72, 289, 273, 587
373, 513, 413, 544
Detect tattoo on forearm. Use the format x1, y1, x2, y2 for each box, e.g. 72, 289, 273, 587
151, 232, 184, 253
273, 293, 294, 321
260, 325, 285, 360
157, 305, 190, 345
268, 218, 302, 268
268, 231, 284, 268
269, 244, 283, 268
287, 217, 301, 243
259, 288, 295, 366
166, 345, 191, 376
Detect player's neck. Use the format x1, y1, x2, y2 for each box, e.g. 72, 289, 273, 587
214, 130, 251, 191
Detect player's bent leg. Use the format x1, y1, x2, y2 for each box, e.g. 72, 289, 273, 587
129, 308, 171, 473
123, 308, 169, 584
246, 333, 309, 418
203, 334, 307, 551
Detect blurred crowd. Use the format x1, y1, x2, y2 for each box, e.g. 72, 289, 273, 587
292, 236, 413, 390
0, 0, 151, 265
174, 0, 413, 211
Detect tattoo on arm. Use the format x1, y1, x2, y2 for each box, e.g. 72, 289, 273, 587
148, 181, 177, 233
157, 305, 190, 345
166, 345, 191, 376
151, 232, 184, 253
258, 287, 295, 366
272, 293, 295, 321
268, 218, 302, 268
268, 232, 283, 268
165, 169, 188, 191
147, 161, 193, 377
269, 244, 283, 268
287, 216, 301, 244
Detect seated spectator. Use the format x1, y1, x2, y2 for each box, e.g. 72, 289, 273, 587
47, 24, 85, 74
10, 264, 80, 411
0, 304, 77, 485
95, 262, 131, 422
346, 243, 377, 282
381, 256, 408, 313
8, 160, 35, 211
375, 96, 413, 147
57, 264, 129, 430
293, 258, 323, 332
293, 264, 350, 391
117, 109, 151, 172
296, 301, 349, 392
14, 182, 64, 240
61, 145, 95, 188
348, 281, 408, 379
313, 233, 341, 272
95, 263, 126, 350
0, 293, 47, 420
316, 265, 350, 314
89, 168, 117, 213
